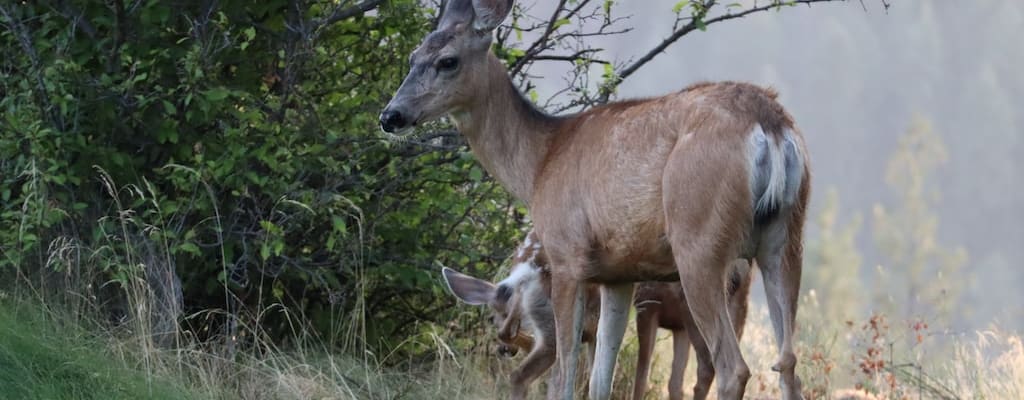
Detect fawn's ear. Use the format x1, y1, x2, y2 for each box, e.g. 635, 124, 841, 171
442, 267, 496, 305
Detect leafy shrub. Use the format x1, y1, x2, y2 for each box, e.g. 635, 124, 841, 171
0, 0, 522, 353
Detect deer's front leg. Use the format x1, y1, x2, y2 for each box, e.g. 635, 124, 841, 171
549, 271, 585, 400
510, 342, 556, 400
589, 282, 634, 400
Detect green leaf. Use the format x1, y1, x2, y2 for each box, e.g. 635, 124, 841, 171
469, 167, 483, 182
178, 242, 201, 256
162, 100, 175, 114
672, 1, 689, 13
332, 216, 348, 234
272, 281, 284, 300
260, 244, 271, 261
204, 87, 230, 101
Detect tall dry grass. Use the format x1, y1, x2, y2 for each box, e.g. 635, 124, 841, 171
628, 286, 1024, 400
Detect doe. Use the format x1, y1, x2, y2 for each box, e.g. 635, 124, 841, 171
382, 0, 811, 398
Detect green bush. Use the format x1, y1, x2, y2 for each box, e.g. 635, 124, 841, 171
0, 1, 522, 353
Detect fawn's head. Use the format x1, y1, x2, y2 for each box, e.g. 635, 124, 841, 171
442, 266, 535, 356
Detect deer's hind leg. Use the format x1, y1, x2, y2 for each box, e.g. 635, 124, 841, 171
662, 137, 752, 400
727, 260, 753, 341
756, 181, 809, 400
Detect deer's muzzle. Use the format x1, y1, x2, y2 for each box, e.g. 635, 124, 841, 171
379, 109, 410, 133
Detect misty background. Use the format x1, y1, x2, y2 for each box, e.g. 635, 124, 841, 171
527, 0, 1023, 331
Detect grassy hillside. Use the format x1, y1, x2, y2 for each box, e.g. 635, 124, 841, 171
0, 303, 194, 400
0, 298, 503, 400
2, 294, 1022, 400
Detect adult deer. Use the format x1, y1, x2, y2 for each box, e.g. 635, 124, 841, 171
380, 0, 811, 399
441, 230, 752, 400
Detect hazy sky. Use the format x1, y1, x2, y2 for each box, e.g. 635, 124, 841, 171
524, 1, 1023, 329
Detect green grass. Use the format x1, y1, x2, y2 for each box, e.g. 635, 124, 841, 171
2, 292, 1020, 400
0, 302, 195, 400
2, 301, 1022, 400
0, 296, 502, 400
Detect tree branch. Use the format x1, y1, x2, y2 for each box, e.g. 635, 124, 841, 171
508, 0, 570, 77
315, 0, 385, 30
531, 53, 609, 65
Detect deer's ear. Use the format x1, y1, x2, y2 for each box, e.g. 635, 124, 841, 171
438, 0, 475, 30
471, 0, 513, 32
442, 267, 496, 305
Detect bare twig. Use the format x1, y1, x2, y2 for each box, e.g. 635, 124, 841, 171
508, 0, 571, 77
314, 0, 385, 33
531, 48, 608, 65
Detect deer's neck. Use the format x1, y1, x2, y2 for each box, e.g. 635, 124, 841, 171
451, 54, 563, 205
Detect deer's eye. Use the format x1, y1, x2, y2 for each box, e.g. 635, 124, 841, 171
495, 285, 513, 303
436, 57, 459, 72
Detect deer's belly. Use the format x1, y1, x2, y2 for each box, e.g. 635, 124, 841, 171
583, 220, 679, 282
588, 251, 678, 283
532, 174, 678, 281
585, 183, 678, 281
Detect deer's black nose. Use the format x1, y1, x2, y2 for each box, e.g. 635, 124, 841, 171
497, 344, 518, 357
379, 109, 408, 133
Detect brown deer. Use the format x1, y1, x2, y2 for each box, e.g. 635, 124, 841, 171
442, 230, 752, 400
381, 1, 810, 399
